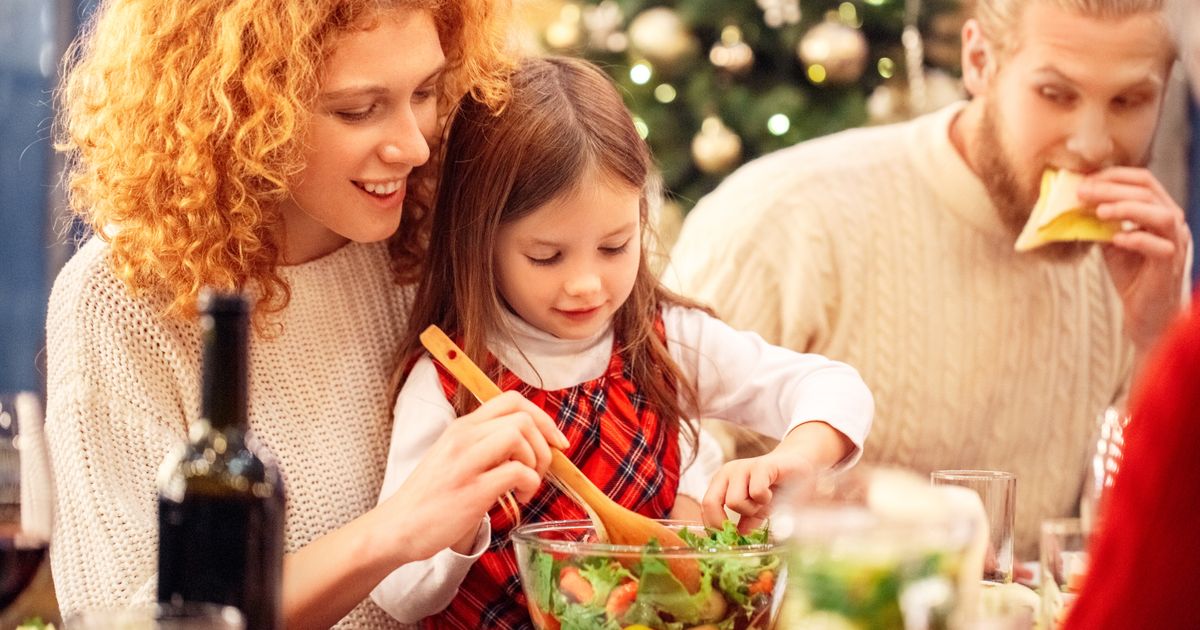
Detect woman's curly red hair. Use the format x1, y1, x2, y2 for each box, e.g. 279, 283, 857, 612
57, 0, 513, 323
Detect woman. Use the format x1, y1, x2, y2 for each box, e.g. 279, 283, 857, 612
47, 1, 564, 628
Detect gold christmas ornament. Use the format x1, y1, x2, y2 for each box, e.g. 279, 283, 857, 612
583, 0, 626, 52
797, 19, 869, 84
709, 25, 755, 75
757, 0, 802, 28
628, 7, 698, 70
691, 116, 743, 174
544, 2, 584, 50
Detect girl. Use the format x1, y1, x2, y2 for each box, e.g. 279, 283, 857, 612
371, 57, 874, 628
48, 1, 565, 628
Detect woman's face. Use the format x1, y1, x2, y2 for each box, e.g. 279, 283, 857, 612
277, 9, 445, 263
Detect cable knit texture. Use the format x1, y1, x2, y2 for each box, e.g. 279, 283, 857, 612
45, 236, 414, 628
668, 103, 1133, 557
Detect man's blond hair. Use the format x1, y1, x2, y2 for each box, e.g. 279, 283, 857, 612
976, 0, 1166, 55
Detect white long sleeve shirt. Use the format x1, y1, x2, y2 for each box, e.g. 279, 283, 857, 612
370, 303, 873, 623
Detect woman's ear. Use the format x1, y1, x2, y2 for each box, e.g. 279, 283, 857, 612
960, 18, 997, 98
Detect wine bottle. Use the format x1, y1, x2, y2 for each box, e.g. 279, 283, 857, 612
157, 291, 285, 629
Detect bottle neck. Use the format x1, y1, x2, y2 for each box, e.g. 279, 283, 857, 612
199, 307, 249, 433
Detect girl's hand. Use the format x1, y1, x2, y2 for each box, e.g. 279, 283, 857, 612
381, 391, 568, 562
701, 421, 853, 533
701, 448, 815, 533
1080, 167, 1190, 351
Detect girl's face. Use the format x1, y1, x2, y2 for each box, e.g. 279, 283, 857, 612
495, 174, 642, 341
277, 9, 445, 263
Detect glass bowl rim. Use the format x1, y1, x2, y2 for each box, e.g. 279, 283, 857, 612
510, 518, 781, 557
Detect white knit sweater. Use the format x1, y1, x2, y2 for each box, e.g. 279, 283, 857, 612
45, 237, 413, 628
667, 103, 1134, 557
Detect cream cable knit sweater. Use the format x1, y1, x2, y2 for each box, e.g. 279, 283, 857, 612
46, 237, 413, 628
668, 103, 1134, 557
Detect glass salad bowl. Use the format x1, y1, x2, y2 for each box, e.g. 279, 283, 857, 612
774, 467, 983, 630
512, 519, 784, 630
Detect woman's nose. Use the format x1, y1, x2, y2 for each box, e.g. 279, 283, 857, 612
378, 110, 431, 167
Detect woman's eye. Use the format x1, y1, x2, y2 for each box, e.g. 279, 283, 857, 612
413, 84, 439, 103
527, 253, 561, 266
335, 104, 379, 122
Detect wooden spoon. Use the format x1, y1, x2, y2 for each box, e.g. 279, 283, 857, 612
420, 325, 702, 593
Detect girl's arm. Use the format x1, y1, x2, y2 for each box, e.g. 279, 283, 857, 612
662, 304, 873, 530
663, 303, 873, 458
286, 360, 566, 629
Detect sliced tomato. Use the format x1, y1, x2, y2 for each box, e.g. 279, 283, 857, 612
558, 566, 595, 604
530, 603, 560, 630
748, 569, 776, 597
605, 580, 639, 619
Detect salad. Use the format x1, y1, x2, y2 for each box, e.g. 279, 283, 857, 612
780, 549, 962, 630
520, 521, 780, 630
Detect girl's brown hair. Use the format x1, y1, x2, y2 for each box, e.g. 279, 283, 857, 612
401, 56, 707, 454
56, 0, 513, 324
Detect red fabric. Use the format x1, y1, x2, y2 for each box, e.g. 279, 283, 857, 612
1064, 301, 1200, 630
422, 326, 682, 630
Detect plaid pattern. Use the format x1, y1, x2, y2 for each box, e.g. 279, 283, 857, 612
422, 323, 681, 629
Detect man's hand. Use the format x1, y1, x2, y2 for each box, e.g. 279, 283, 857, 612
1081, 167, 1190, 350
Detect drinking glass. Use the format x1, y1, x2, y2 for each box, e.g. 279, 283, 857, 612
66, 602, 246, 629
0, 391, 54, 623
931, 470, 1016, 584
1080, 406, 1128, 536
1039, 518, 1087, 629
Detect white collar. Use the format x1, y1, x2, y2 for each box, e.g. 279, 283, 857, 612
489, 308, 616, 390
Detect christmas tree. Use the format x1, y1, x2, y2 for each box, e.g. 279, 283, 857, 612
525, 0, 968, 213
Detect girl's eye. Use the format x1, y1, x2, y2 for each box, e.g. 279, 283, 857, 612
527, 253, 561, 266
335, 103, 379, 122
600, 242, 629, 256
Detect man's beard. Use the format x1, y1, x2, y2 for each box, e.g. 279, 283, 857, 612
974, 100, 1092, 263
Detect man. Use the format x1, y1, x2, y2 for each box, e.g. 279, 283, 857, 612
670, 0, 1190, 556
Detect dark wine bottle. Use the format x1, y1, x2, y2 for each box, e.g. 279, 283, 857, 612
157, 291, 285, 629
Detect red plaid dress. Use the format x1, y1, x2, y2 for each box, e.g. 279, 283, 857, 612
421, 331, 681, 629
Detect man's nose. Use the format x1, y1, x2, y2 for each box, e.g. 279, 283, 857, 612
1065, 109, 1115, 169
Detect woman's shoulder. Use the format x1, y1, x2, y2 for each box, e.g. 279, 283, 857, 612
48, 235, 193, 366
50, 236, 167, 324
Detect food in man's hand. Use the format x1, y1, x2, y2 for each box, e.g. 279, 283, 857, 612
1014, 168, 1120, 252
